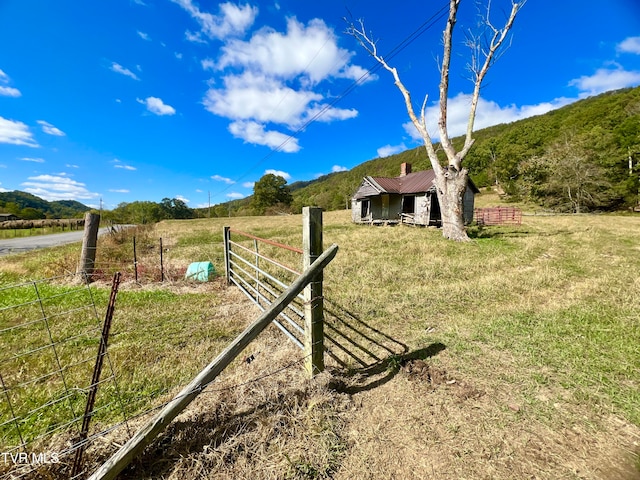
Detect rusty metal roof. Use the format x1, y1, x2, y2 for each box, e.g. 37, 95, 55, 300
370, 170, 437, 194
354, 169, 479, 199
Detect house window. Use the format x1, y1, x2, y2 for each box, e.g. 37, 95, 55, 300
402, 195, 415, 214
361, 199, 370, 218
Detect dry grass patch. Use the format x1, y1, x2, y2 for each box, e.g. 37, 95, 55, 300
1, 210, 639, 479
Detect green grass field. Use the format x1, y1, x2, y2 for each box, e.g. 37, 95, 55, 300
0, 206, 638, 479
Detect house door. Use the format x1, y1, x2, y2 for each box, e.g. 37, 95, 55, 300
360, 199, 370, 218
381, 194, 389, 219
429, 192, 441, 226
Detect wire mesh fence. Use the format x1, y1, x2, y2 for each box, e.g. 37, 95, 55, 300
0, 273, 131, 479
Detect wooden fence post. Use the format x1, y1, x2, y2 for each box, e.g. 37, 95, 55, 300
86, 243, 338, 480
77, 212, 100, 282
303, 207, 324, 377
223, 226, 231, 285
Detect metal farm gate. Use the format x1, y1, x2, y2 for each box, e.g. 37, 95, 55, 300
223, 207, 326, 377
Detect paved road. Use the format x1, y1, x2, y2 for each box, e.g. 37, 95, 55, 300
0, 227, 112, 257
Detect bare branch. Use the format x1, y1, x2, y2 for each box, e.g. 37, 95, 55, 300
464, 0, 526, 150
437, 0, 461, 165
345, 19, 441, 169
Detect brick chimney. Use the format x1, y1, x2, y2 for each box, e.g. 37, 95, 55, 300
400, 162, 412, 177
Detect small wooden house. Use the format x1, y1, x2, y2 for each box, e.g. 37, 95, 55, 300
0, 213, 19, 222
351, 163, 479, 226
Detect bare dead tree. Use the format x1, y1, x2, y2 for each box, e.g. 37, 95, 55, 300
347, 0, 526, 241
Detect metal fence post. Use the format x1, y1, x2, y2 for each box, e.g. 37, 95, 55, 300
133, 236, 138, 283
223, 226, 231, 285
159, 237, 164, 282
302, 207, 324, 377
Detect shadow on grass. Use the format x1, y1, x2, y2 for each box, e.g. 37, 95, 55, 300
467, 224, 572, 239
322, 299, 409, 370
329, 343, 446, 395
107, 301, 440, 479
322, 298, 445, 395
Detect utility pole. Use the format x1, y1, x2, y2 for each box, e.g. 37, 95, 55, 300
208, 191, 211, 219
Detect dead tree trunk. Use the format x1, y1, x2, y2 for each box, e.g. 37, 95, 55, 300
436, 168, 469, 240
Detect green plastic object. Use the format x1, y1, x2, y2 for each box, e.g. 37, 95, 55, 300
185, 262, 215, 282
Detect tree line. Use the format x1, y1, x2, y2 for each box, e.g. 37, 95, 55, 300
103, 198, 196, 224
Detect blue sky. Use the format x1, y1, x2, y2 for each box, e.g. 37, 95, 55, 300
1, 0, 639, 209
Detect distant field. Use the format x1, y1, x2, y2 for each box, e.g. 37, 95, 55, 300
0, 224, 82, 239
0, 208, 638, 479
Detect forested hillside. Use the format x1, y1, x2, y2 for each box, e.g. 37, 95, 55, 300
0, 191, 90, 219
289, 86, 640, 213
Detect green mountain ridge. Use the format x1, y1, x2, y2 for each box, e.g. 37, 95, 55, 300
0, 191, 90, 219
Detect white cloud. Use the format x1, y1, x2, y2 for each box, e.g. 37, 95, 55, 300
109, 189, 130, 193
226, 192, 244, 199
176, 195, 190, 203
568, 65, 640, 97
242, 181, 254, 188
219, 18, 357, 84
137, 96, 176, 115
377, 144, 407, 158
229, 120, 300, 152
201, 16, 366, 152
0, 86, 21, 97
331, 165, 348, 172
0, 69, 21, 97
66, 163, 79, 168
21, 174, 99, 201
185, 30, 207, 44
617, 36, 640, 55
201, 58, 216, 71
20, 157, 45, 163
113, 159, 137, 171
110, 62, 140, 80
211, 174, 235, 184
265, 169, 291, 180
403, 93, 573, 142
172, 1, 258, 40
0, 116, 38, 147
175, 52, 183, 59
137, 30, 151, 41
37, 120, 66, 136
204, 71, 321, 127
